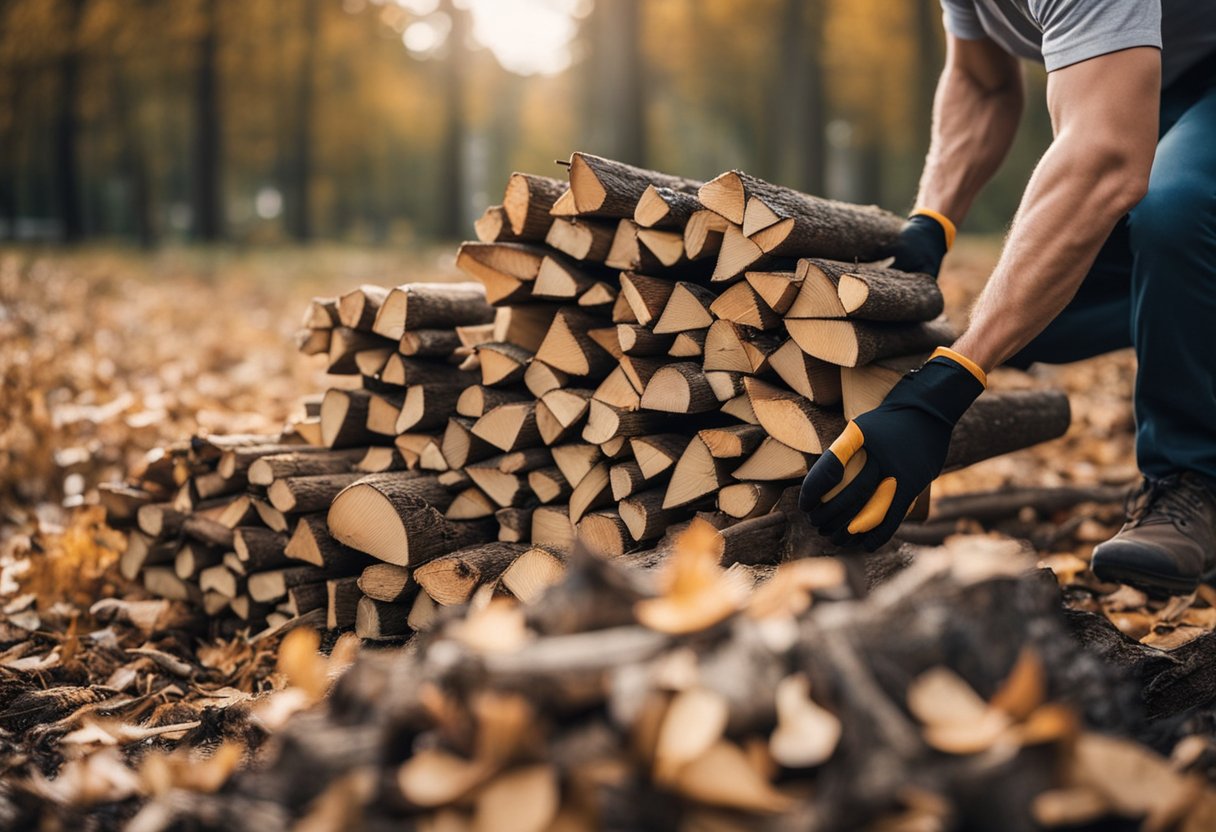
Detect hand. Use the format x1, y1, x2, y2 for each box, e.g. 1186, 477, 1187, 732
798, 347, 985, 551
884, 209, 956, 277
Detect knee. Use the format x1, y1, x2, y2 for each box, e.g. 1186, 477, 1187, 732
1128, 177, 1215, 254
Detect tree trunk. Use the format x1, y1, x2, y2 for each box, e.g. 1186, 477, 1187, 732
55, 0, 86, 242
193, 0, 224, 241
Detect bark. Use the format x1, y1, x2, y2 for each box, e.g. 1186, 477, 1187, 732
503, 172, 565, 238
355, 596, 412, 640
268, 472, 366, 514
945, 391, 1072, 471
372, 282, 494, 339
233, 527, 291, 572
413, 542, 527, 605
567, 153, 702, 218
192, 0, 223, 241
784, 317, 955, 368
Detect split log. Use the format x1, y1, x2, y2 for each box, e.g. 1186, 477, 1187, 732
500, 546, 567, 603
497, 303, 560, 353
635, 184, 701, 229
721, 393, 759, 424
465, 467, 527, 508
504, 172, 566, 237
684, 209, 730, 260
338, 284, 390, 331
320, 389, 377, 449
944, 391, 1071, 471
413, 543, 527, 605
617, 324, 675, 356
663, 435, 734, 509
302, 296, 339, 329
456, 243, 547, 305
640, 363, 719, 414
358, 562, 414, 603
718, 482, 784, 519
328, 472, 495, 567
473, 342, 531, 387
524, 360, 569, 398
535, 309, 616, 378
698, 424, 767, 459
652, 282, 717, 334
406, 590, 437, 631
528, 466, 572, 505
784, 317, 955, 368
496, 507, 535, 543
630, 434, 690, 479
609, 461, 649, 501
472, 402, 541, 453
399, 328, 463, 358
182, 514, 235, 549
247, 449, 364, 486
354, 446, 404, 474
619, 273, 675, 326
174, 541, 223, 580
621, 488, 694, 542
840, 354, 926, 419
769, 340, 842, 404
396, 384, 468, 433
295, 328, 330, 355
446, 486, 497, 520
366, 391, 406, 436
284, 515, 366, 569
137, 502, 187, 538
532, 505, 576, 548
709, 282, 782, 330
280, 583, 327, 616
457, 385, 531, 419
569, 462, 613, 523
703, 321, 783, 374
583, 400, 671, 444
743, 377, 846, 454
787, 259, 942, 321
567, 152, 702, 218
268, 472, 365, 514
199, 565, 239, 598
442, 417, 498, 469
668, 329, 708, 358
326, 576, 361, 629
577, 510, 634, 556
733, 437, 812, 481
532, 254, 611, 301
545, 218, 616, 262
593, 367, 642, 412
744, 270, 803, 315
248, 566, 327, 603
233, 527, 292, 572
328, 328, 393, 375
355, 596, 411, 640
474, 204, 520, 243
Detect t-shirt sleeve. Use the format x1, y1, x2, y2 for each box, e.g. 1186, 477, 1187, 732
939, 0, 987, 41
1029, 0, 1162, 72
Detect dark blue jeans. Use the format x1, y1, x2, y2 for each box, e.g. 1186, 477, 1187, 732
1007, 54, 1216, 487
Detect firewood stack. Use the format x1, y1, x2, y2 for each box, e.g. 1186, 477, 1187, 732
108, 152, 1071, 639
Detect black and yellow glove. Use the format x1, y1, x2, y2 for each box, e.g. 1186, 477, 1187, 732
798, 347, 986, 551
885, 208, 956, 277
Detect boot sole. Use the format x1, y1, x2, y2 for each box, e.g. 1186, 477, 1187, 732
1091, 561, 1206, 598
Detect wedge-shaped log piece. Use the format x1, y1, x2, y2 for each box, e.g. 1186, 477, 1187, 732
465, 467, 528, 508
784, 316, 955, 368
703, 320, 783, 374
358, 562, 413, 603
541, 388, 593, 429
699, 424, 766, 458
328, 327, 393, 375
621, 488, 694, 542
567, 152, 702, 218
296, 327, 330, 356
787, 258, 942, 321
732, 436, 812, 481
328, 473, 494, 566
495, 506, 534, 542
524, 360, 569, 398
770, 340, 842, 405
569, 462, 612, 523
684, 209, 730, 260
527, 466, 571, 504
285, 514, 364, 569
705, 370, 745, 402
456, 243, 548, 306
617, 324, 674, 356
248, 449, 363, 486
413, 542, 527, 606
653, 282, 717, 334
709, 282, 782, 330
745, 270, 802, 315
593, 366, 641, 411
302, 296, 339, 329
268, 472, 365, 514
457, 385, 530, 419
446, 486, 497, 520
472, 402, 541, 453
531, 254, 608, 300
399, 328, 462, 359
583, 400, 670, 444
474, 204, 520, 243
743, 377, 845, 454
371, 282, 493, 339
504, 172, 566, 237
640, 362, 719, 414
355, 446, 404, 474
606, 219, 666, 273
668, 329, 707, 358
233, 527, 291, 572
718, 482, 784, 519
355, 596, 411, 640
396, 383, 468, 434
337, 284, 389, 331
635, 184, 701, 229
476, 342, 533, 387
325, 577, 360, 630
500, 546, 567, 603
545, 218, 616, 262
551, 443, 602, 490
367, 391, 405, 436
441, 416, 498, 469
619, 272, 674, 326
664, 435, 733, 509
629, 434, 690, 480
609, 460, 656, 501
710, 224, 767, 282
379, 354, 471, 388
532, 504, 575, 549
577, 510, 633, 556
535, 308, 616, 377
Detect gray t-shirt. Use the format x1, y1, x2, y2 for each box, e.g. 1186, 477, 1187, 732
940, 0, 1216, 87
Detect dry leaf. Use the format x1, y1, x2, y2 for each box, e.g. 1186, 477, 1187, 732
746, 558, 846, 619
990, 648, 1046, 720
634, 520, 745, 635
1141, 625, 1207, 651
277, 627, 327, 700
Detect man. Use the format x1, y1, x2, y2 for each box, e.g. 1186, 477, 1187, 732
800, 1, 1216, 596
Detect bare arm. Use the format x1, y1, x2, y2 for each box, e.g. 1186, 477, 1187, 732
917, 35, 1024, 224
953, 47, 1160, 370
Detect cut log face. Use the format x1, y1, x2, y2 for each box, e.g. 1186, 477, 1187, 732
609, 460, 649, 501
621, 488, 691, 542
653, 282, 717, 334
711, 224, 765, 283
709, 282, 782, 331
500, 547, 566, 603
568, 462, 612, 523
637, 228, 688, 268
836, 267, 943, 321
327, 473, 477, 567
413, 543, 527, 606
545, 218, 616, 262
284, 514, 353, 568
664, 436, 732, 509
667, 329, 707, 358
684, 209, 730, 260
355, 446, 403, 474
367, 392, 406, 436
840, 354, 925, 419
745, 270, 803, 315
593, 366, 642, 412
635, 184, 700, 230
457, 243, 546, 306
640, 363, 719, 414
582, 400, 669, 444
359, 562, 413, 603
718, 482, 784, 519
703, 321, 782, 374
327, 576, 361, 629
248, 449, 364, 486
527, 466, 571, 504
303, 297, 339, 329
476, 342, 533, 387
705, 371, 746, 403
371, 282, 495, 342
397, 384, 468, 434
698, 170, 750, 225
328, 328, 393, 375
551, 444, 603, 490
504, 172, 565, 237
532, 254, 603, 300
743, 377, 845, 454
474, 204, 515, 243
541, 388, 593, 429
234, 527, 291, 571
698, 424, 767, 459
296, 327, 331, 356
399, 328, 462, 358
732, 436, 812, 481
379, 354, 470, 388
567, 152, 702, 218
630, 434, 690, 479
472, 402, 541, 453
531, 504, 575, 548
784, 317, 955, 368
524, 360, 569, 398
465, 467, 527, 509
620, 273, 675, 326
769, 340, 842, 405
446, 486, 497, 520
457, 385, 530, 419
534, 309, 616, 378
338, 284, 390, 331
576, 510, 633, 556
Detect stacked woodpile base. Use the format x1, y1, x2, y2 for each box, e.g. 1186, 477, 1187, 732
110, 152, 1071, 640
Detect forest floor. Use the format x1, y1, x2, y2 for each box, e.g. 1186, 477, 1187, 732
0, 240, 1203, 828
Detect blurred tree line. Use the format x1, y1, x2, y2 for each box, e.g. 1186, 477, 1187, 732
0, 0, 1052, 246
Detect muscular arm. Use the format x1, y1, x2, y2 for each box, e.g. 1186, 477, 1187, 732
917, 35, 1024, 224
953, 47, 1160, 370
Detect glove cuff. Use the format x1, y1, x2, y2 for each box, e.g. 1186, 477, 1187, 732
929, 346, 987, 388
910, 208, 957, 250
896, 350, 985, 425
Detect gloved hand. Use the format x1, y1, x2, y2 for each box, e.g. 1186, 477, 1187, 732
884, 208, 956, 277
799, 347, 985, 551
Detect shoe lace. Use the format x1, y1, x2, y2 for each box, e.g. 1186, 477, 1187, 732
1126, 475, 1213, 529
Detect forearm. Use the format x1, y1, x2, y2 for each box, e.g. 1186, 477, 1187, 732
953, 141, 1147, 370
916, 41, 1023, 223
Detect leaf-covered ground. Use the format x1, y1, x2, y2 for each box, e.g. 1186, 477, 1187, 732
1, 242, 1203, 828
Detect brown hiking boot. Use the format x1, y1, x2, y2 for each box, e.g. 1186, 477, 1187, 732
1091, 473, 1216, 596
